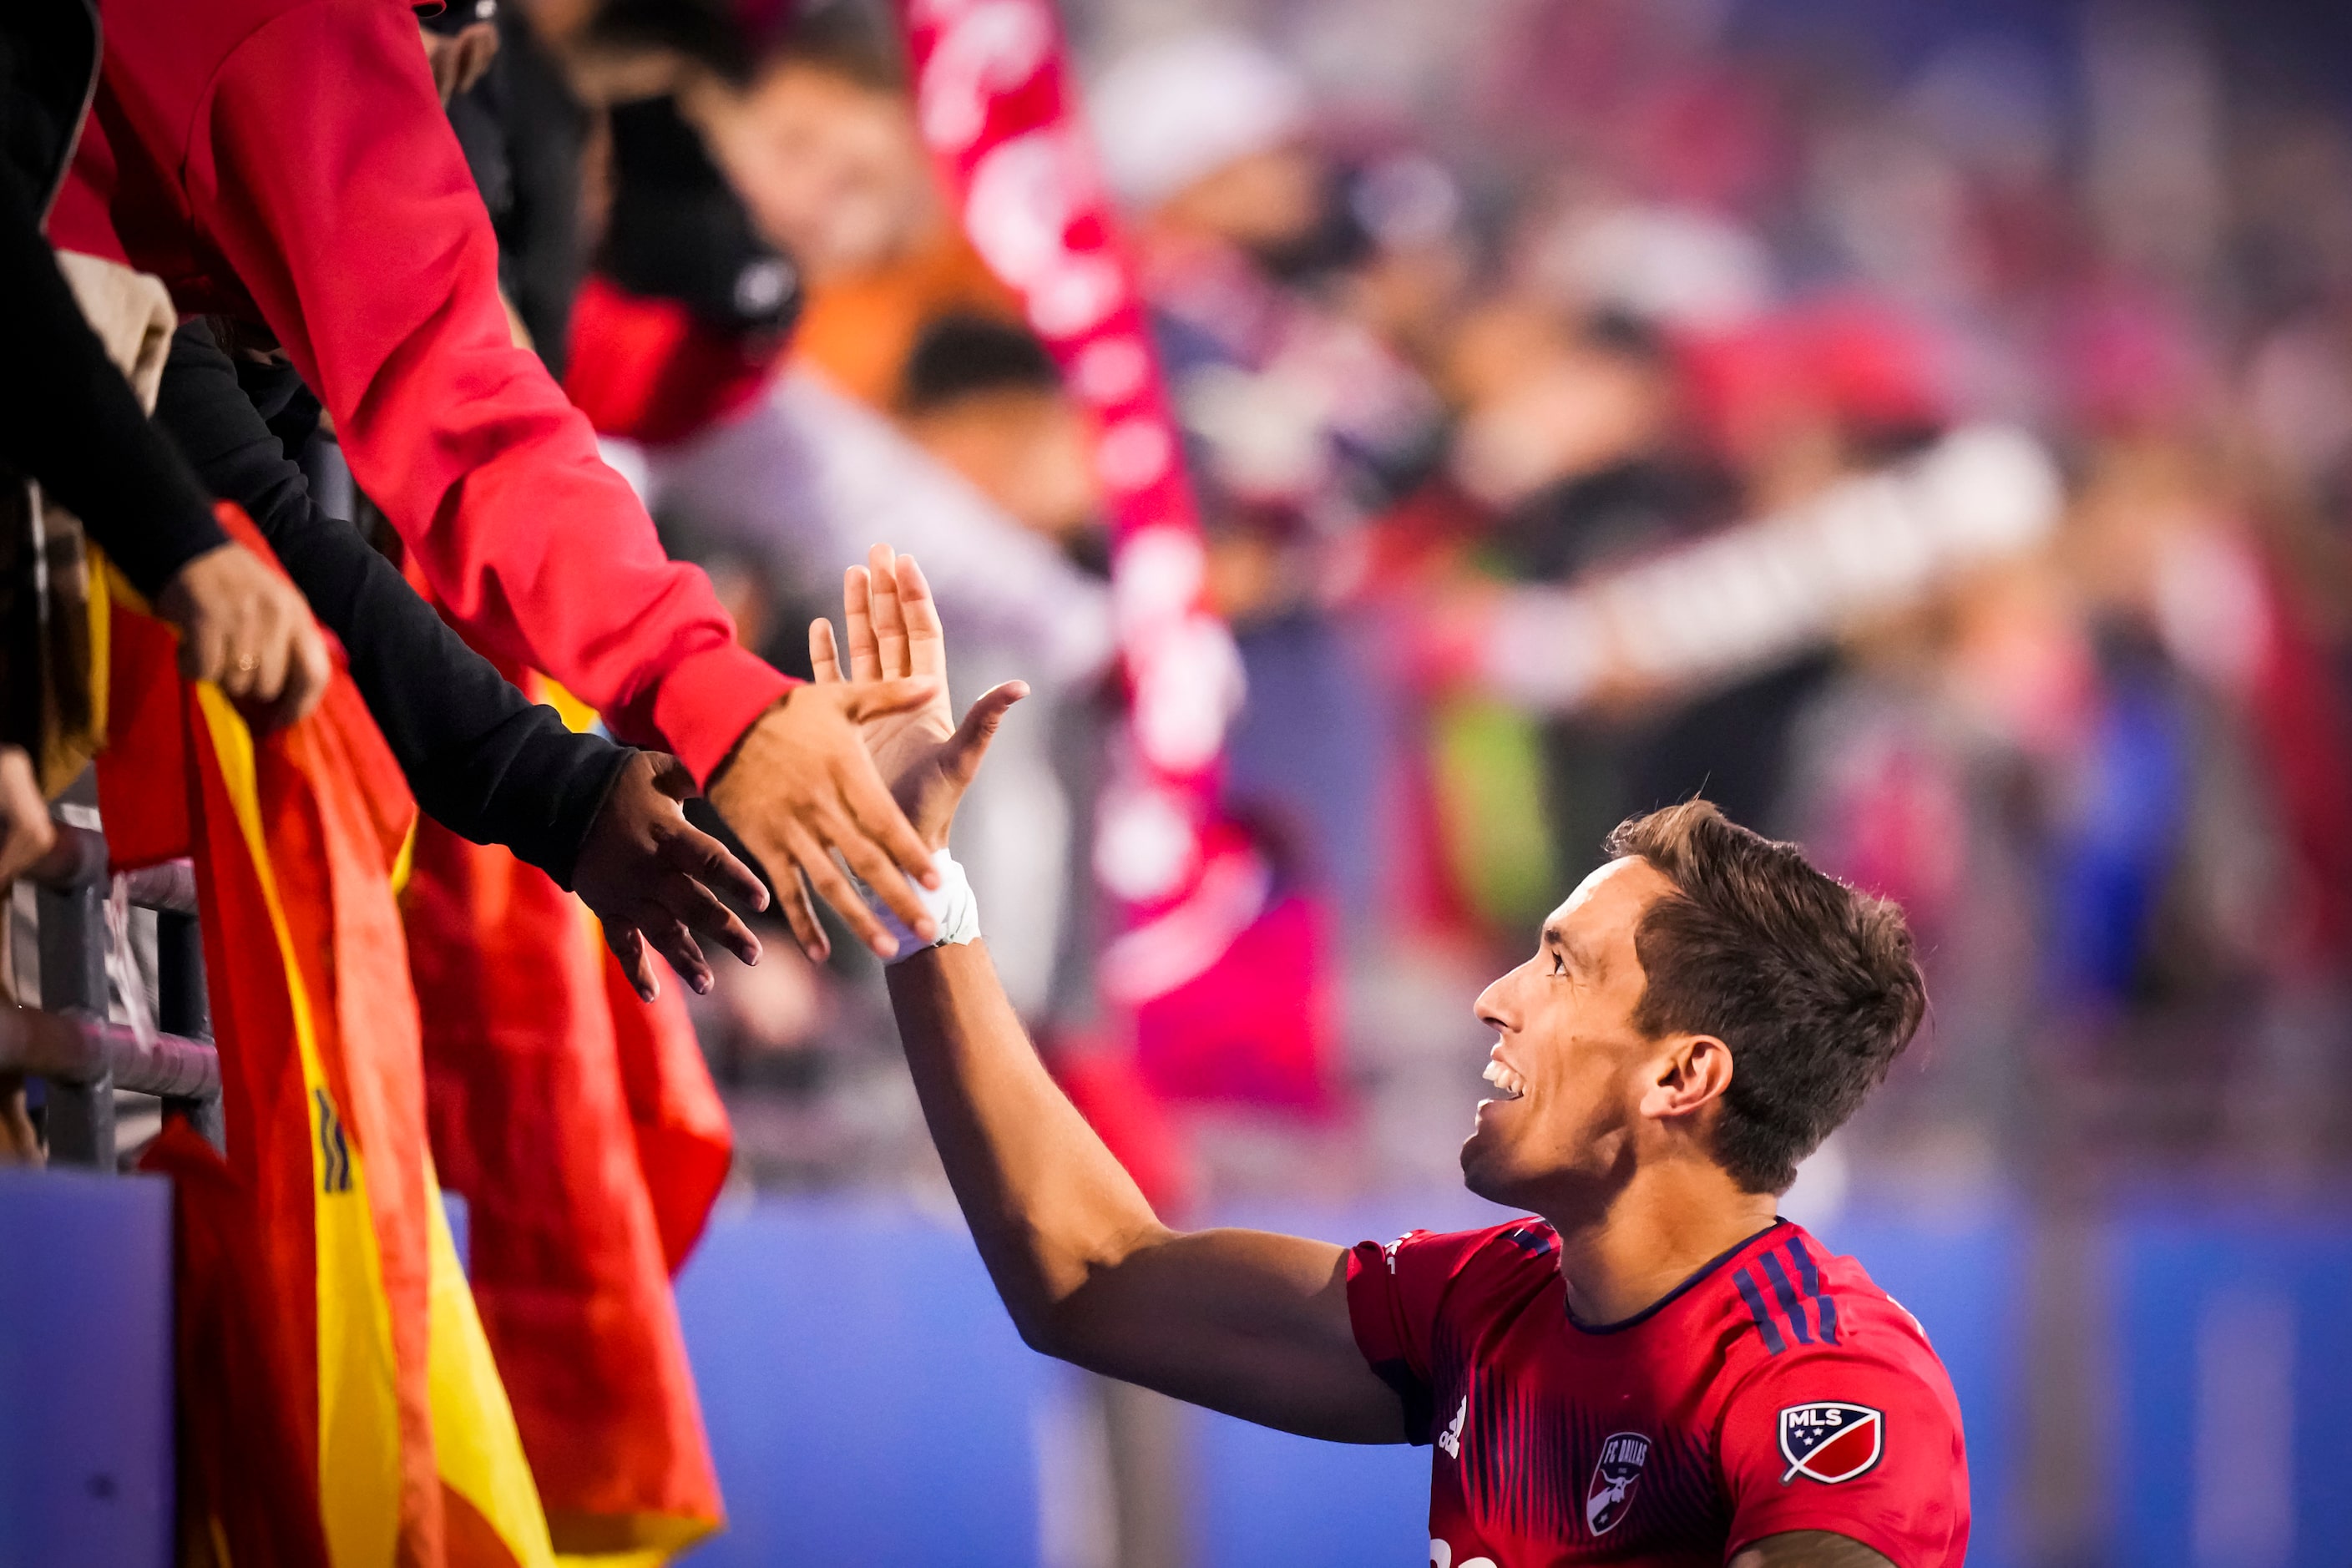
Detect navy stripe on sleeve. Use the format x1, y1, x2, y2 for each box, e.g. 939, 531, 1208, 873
1785, 1238, 1840, 1344
1756, 1249, 1817, 1346
1734, 1267, 1788, 1354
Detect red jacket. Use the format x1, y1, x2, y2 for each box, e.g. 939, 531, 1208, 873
53, 0, 790, 783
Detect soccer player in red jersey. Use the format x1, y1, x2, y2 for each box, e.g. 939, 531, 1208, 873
833, 548, 1965, 1568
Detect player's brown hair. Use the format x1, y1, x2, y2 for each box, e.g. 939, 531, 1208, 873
1603, 801, 1925, 1193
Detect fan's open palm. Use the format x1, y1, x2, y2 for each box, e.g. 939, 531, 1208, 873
810, 545, 1027, 851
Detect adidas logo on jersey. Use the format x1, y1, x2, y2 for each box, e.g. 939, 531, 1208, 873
1437, 1396, 1467, 1459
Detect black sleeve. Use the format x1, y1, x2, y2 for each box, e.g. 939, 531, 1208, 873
153, 321, 631, 888
0, 155, 227, 599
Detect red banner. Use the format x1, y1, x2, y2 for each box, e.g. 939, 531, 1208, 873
896, 0, 1257, 1002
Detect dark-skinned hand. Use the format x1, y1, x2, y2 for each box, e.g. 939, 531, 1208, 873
574, 749, 771, 1002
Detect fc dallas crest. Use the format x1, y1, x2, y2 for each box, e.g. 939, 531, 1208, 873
1778, 1402, 1884, 1484
1585, 1432, 1651, 1535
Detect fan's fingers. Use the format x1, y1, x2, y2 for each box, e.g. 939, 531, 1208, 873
843, 565, 882, 680
248, 623, 292, 711
819, 799, 933, 941
643, 911, 712, 994
606, 923, 660, 1003
657, 873, 763, 967
177, 615, 226, 685
776, 866, 830, 962
867, 544, 910, 680
809, 618, 845, 684
896, 554, 948, 679
658, 822, 771, 913
780, 817, 898, 957
832, 751, 942, 892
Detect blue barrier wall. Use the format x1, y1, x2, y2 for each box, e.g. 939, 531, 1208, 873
0, 1168, 172, 1568
673, 1201, 1049, 1565
7, 1178, 2346, 1565
2108, 1207, 2352, 1568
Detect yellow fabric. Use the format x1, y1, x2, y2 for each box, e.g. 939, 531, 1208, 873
427, 1171, 559, 1568
534, 675, 599, 737
82, 545, 109, 778
199, 681, 559, 1567
195, 685, 404, 1568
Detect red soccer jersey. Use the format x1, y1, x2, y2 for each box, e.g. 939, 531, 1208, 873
1347, 1218, 1967, 1567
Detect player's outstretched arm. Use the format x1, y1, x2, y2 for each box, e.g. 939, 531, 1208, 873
890, 942, 1404, 1442
831, 547, 1408, 1444
1730, 1532, 1897, 1568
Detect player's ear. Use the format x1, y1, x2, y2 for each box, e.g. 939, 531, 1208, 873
1637, 1034, 1732, 1121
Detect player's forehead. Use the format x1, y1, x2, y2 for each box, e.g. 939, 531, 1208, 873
1541, 857, 1675, 967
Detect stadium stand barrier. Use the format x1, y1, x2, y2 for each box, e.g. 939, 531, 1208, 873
5, 821, 222, 1168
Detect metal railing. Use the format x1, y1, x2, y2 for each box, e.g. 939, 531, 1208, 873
6, 822, 222, 1168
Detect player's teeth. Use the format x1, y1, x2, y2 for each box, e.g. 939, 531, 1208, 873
1482, 1061, 1525, 1100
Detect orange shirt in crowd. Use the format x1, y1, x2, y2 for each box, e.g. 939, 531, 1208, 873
792, 227, 1019, 406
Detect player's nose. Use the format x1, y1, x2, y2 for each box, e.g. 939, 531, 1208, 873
1473, 969, 1516, 1034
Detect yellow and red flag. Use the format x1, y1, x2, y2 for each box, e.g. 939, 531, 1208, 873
401, 662, 727, 1565
99, 509, 554, 1567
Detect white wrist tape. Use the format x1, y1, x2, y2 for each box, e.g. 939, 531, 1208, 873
867, 849, 980, 964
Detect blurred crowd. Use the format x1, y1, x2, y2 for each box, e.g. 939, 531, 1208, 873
663, 0, 2352, 1211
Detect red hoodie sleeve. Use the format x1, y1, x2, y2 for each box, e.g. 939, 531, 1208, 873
182, 0, 789, 784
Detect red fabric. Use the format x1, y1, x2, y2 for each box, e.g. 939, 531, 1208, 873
101, 508, 443, 1560
1048, 1047, 1192, 1216
144, 1124, 331, 1568
1681, 299, 1950, 465
1347, 1220, 1968, 1565
2245, 559, 2352, 969
403, 805, 727, 1548
603, 951, 734, 1272
55, 0, 789, 785
564, 275, 778, 449
1132, 893, 1336, 1111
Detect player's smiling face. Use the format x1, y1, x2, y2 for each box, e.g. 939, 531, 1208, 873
1460, 856, 1682, 1211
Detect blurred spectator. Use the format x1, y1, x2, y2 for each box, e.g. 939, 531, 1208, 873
898, 314, 1105, 556
704, 2, 1018, 404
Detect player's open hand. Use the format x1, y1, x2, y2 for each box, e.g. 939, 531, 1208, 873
810, 544, 1028, 853
574, 749, 770, 1002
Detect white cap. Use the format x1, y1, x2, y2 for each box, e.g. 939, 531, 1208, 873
1086, 29, 1310, 212
1535, 203, 1773, 332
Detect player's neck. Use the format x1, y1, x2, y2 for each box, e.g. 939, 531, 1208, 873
1541, 1164, 1780, 1327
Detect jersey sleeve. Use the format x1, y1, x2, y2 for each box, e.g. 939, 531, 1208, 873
186, 0, 791, 784
1344, 1227, 1494, 1446
1717, 1327, 1969, 1567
